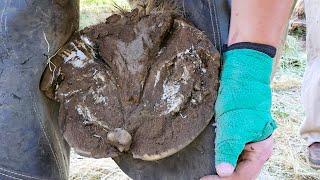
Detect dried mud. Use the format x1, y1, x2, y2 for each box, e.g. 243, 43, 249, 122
40, 9, 220, 160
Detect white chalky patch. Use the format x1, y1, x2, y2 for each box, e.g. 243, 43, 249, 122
181, 66, 190, 84
75, 49, 87, 60
76, 105, 110, 130
93, 71, 106, 82
161, 81, 184, 115
156, 48, 164, 57
63, 42, 94, 68
201, 68, 207, 74
63, 51, 76, 62
76, 105, 98, 124
60, 89, 81, 97
70, 58, 90, 68
154, 70, 161, 87
177, 46, 200, 59
177, 46, 205, 74
81, 35, 94, 47
177, 20, 190, 28
97, 85, 106, 93
177, 48, 191, 59
93, 94, 107, 105
89, 86, 108, 105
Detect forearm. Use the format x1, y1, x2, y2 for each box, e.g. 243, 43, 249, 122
214, 0, 295, 177
228, 0, 294, 47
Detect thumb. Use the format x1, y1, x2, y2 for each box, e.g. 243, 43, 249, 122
215, 140, 246, 177
215, 163, 235, 177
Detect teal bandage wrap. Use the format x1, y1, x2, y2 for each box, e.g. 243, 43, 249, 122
215, 49, 277, 167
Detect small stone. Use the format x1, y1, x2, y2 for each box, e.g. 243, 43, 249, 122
107, 128, 132, 152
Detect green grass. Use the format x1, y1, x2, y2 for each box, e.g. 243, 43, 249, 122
273, 109, 290, 119
80, 0, 130, 29
280, 35, 306, 76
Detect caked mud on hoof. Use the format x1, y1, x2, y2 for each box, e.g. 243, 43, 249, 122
40, 9, 220, 160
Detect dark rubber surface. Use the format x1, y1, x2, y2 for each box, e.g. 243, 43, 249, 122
0, 1, 79, 179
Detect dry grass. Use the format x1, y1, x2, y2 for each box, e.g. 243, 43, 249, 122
69, 150, 129, 180
266, 73, 320, 179
69, 1, 320, 179
80, 0, 130, 29
262, 34, 320, 179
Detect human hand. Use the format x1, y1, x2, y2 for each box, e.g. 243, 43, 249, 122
202, 49, 277, 179
201, 136, 273, 180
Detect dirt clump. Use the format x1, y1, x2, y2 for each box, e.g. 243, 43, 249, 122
40, 9, 220, 160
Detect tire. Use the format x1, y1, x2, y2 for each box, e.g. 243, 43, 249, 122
0, 1, 79, 179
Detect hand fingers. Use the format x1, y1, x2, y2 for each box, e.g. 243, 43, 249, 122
215, 163, 235, 177
232, 137, 273, 180
215, 140, 246, 177
208, 136, 273, 180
